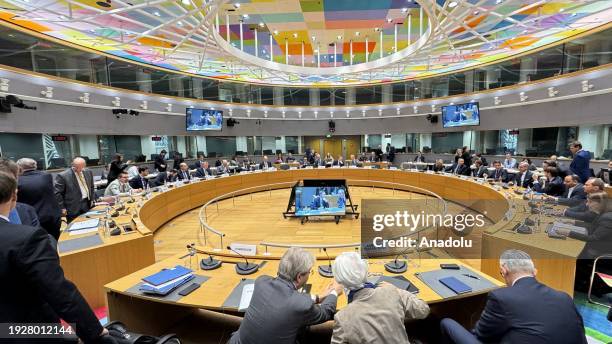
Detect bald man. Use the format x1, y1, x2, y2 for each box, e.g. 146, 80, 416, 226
54, 157, 95, 223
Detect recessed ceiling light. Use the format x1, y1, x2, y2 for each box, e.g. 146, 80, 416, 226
177, 21, 183, 26
233, 3, 240, 8
273, 30, 278, 35
355, 31, 360, 36
473, 10, 480, 15
96, 0, 111, 8
181, 0, 190, 4
337, 35, 342, 40
293, 33, 298, 38
386, 18, 392, 23
311, 35, 316, 41
401, 8, 408, 13
153, 11, 160, 16
258, 22, 264, 27
448, 1, 458, 8
242, 14, 249, 19
495, 0, 503, 4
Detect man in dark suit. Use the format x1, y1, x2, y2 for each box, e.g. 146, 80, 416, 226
54, 157, 95, 223
560, 177, 606, 223
154, 149, 167, 172
176, 163, 192, 181
414, 151, 426, 163
260, 155, 273, 170
533, 167, 565, 196
16, 158, 61, 238
194, 154, 207, 168
129, 166, 150, 190
0, 159, 41, 230
551, 175, 586, 207
196, 161, 212, 178
446, 158, 470, 176
513, 162, 533, 188
471, 159, 487, 178
569, 141, 591, 184
596, 160, 612, 184
440, 249, 587, 344
229, 247, 342, 344
0, 171, 112, 344
489, 160, 508, 182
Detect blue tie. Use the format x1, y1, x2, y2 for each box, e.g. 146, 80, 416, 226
8, 208, 21, 224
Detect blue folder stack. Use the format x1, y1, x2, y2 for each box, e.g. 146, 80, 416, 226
139, 265, 194, 296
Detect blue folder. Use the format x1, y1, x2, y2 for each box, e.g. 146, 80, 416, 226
139, 274, 194, 296
439, 276, 472, 295
142, 265, 193, 286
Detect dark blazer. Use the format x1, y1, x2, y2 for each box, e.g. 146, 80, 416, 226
490, 168, 508, 182
107, 160, 128, 183
433, 164, 446, 173
154, 155, 167, 172
414, 155, 426, 163
564, 203, 598, 223
260, 161, 273, 169
176, 169, 192, 181
557, 183, 587, 207
461, 152, 472, 166
570, 150, 591, 184
596, 169, 611, 184
0, 219, 103, 342
569, 212, 612, 259
514, 171, 534, 188
129, 175, 149, 190
473, 277, 586, 344
151, 172, 175, 186
229, 275, 337, 344
196, 167, 212, 178
15, 202, 40, 228
194, 160, 206, 168
472, 166, 488, 178
533, 176, 565, 196
54, 168, 94, 218
17, 170, 61, 238
446, 163, 470, 176
332, 160, 344, 167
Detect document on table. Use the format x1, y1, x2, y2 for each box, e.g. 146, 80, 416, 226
67, 219, 99, 231
238, 284, 255, 311
69, 227, 100, 236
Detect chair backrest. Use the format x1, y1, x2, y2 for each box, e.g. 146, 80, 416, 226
263, 149, 273, 155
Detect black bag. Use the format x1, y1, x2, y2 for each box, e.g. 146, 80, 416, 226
105, 321, 181, 344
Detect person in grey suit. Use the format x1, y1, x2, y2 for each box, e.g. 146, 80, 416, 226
331, 252, 429, 344
54, 157, 95, 223
229, 247, 343, 344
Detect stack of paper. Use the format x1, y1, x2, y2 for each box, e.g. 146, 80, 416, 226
238, 284, 255, 311
66, 219, 100, 236
139, 265, 194, 296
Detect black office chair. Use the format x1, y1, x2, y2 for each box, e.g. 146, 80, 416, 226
134, 154, 146, 162
87, 159, 100, 166
253, 150, 261, 155
279, 163, 290, 170
602, 149, 612, 160
275, 149, 282, 154
49, 157, 66, 169
263, 149, 273, 155
207, 152, 216, 158
150, 154, 159, 161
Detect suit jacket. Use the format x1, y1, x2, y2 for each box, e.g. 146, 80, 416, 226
514, 171, 534, 188
557, 184, 587, 207
195, 160, 206, 168
596, 169, 611, 184
104, 179, 132, 196
260, 161, 273, 169
14, 202, 40, 228
490, 168, 508, 182
154, 155, 167, 172
533, 176, 565, 196
569, 212, 612, 259
570, 150, 591, 184
195, 167, 212, 178
564, 203, 598, 223
107, 161, 128, 182
332, 160, 344, 167
446, 163, 470, 176
414, 155, 426, 163
176, 170, 192, 181
129, 175, 149, 190
331, 285, 429, 344
0, 219, 103, 342
472, 166, 487, 178
17, 170, 61, 235
229, 276, 337, 344
54, 168, 94, 217
473, 277, 586, 344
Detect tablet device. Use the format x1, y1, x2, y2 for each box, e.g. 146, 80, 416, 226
439, 276, 472, 295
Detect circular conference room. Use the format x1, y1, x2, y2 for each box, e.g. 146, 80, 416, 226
0, 0, 611, 343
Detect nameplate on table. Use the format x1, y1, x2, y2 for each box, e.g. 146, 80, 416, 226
425, 170, 435, 174
305, 166, 314, 169
348, 165, 357, 169
230, 243, 257, 256
290, 167, 297, 170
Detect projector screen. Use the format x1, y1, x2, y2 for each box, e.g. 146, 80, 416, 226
295, 186, 346, 217
186, 108, 223, 131
441, 102, 480, 128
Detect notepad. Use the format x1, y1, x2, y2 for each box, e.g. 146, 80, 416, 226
67, 218, 99, 231
439, 276, 472, 295
238, 284, 255, 311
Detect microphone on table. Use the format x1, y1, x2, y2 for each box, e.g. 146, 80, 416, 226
227, 246, 259, 275
318, 248, 333, 278
200, 252, 222, 270
384, 246, 411, 274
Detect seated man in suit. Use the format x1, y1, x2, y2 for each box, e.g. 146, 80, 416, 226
414, 151, 426, 163
195, 154, 207, 168
129, 166, 150, 190
446, 158, 470, 176
489, 160, 508, 182
596, 160, 612, 184
503, 153, 517, 169
513, 162, 533, 188
229, 247, 342, 344
196, 160, 213, 178
285, 153, 296, 163
347, 154, 359, 166
104, 171, 133, 196
440, 249, 587, 344
368, 151, 377, 162
176, 162, 192, 181
333, 155, 344, 167
532, 167, 565, 196
299, 156, 311, 168
471, 159, 487, 178
331, 252, 429, 344
218, 160, 232, 175
548, 174, 586, 207
569, 141, 591, 184
260, 155, 273, 170
561, 177, 606, 223
433, 159, 446, 173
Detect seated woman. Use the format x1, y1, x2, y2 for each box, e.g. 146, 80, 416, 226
325, 153, 335, 165
331, 252, 430, 344
274, 153, 283, 164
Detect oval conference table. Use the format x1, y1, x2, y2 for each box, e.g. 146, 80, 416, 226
57, 167, 597, 339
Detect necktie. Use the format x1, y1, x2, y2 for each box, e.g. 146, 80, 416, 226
142, 178, 146, 189
455, 166, 459, 174
77, 172, 89, 199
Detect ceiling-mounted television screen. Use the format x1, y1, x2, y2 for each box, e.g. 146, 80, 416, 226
186, 108, 223, 131
441, 102, 480, 128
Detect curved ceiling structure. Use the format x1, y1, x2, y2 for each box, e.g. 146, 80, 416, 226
0, 0, 611, 86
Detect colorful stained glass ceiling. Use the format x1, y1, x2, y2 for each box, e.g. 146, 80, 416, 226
0, 0, 611, 86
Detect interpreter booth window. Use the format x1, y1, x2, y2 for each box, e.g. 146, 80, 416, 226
98, 135, 143, 165
108, 61, 141, 92
205, 137, 236, 158
365, 135, 382, 151
0, 26, 36, 71
431, 132, 464, 154
529, 127, 577, 157
0, 133, 45, 169
285, 136, 300, 154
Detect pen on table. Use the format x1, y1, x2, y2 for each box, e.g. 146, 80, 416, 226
463, 274, 480, 280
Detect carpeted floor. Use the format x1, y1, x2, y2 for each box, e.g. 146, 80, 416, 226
574, 292, 612, 344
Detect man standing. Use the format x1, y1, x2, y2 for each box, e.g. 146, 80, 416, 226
440, 250, 587, 344
54, 157, 95, 223
154, 149, 167, 172
229, 247, 342, 344
569, 141, 591, 184
0, 171, 112, 344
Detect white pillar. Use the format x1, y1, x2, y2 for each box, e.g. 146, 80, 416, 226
365, 36, 369, 62
226, 13, 230, 42
350, 40, 353, 65
578, 125, 604, 157
394, 23, 398, 52
419, 7, 423, 37
379, 29, 383, 58
301, 41, 305, 66
334, 42, 337, 67
236, 136, 248, 153
254, 28, 258, 57
273, 87, 284, 106
239, 20, 244, 51
309, 88, 320, 106
276, 136, 286, 154
419, 133, 432, 151
270, 34, 274, 62
317, 43, 320, 68
516, 129, 532, 155
407, 14, 412, 46
285, 38, 289, 64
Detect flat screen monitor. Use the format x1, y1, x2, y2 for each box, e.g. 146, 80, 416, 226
186, 108, 223, 131
441, 102, 480, 128
295, 186, 346, 217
